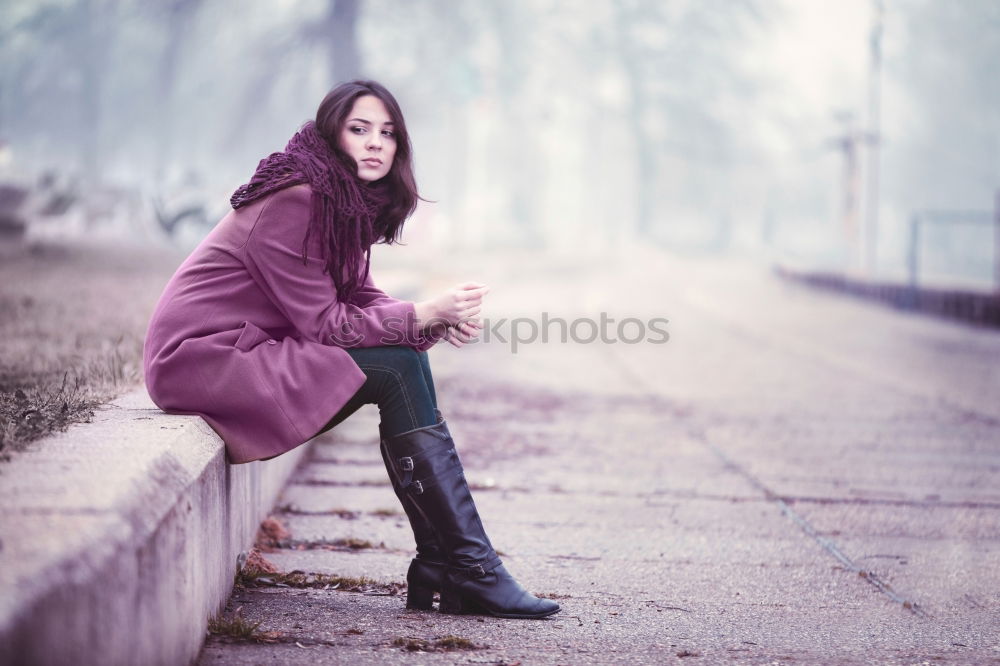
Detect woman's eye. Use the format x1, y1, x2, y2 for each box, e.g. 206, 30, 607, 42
381, 130, 395, 138
350, 126, 366, 134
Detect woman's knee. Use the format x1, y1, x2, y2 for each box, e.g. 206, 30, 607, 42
347, 346, 428, 395
414, 348, 435, 386
371, 345, 424, 378
363, 347, 434, 421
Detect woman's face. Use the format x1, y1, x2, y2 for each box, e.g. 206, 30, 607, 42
338, 94, 397, 182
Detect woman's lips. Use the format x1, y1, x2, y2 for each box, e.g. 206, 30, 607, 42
361, 158, 382, 166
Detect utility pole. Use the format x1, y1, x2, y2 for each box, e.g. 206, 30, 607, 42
862, 0, 884, 277
830, 111, 864, 254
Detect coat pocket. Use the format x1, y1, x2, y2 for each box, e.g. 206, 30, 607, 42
234, 321, 269, 352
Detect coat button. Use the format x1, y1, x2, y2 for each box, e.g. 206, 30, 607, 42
266, 339, 277, 345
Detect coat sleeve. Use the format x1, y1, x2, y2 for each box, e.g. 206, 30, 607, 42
350, 272, 400, 308
350, 272, 448, 351
243, 185, 441, 350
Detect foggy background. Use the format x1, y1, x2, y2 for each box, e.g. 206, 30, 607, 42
2, 0, 998, 288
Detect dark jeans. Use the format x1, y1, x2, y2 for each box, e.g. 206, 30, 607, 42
315, 346, 439, 439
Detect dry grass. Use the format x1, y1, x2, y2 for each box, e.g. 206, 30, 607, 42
240, 568, 404, 595
234, 549, 403, 594
207, 609, 264, 640
0, 239, 185, 462
207, 607, 283, 643
391, 635, 486, 652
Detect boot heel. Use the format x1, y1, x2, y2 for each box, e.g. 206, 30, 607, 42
406, 582, 435, 610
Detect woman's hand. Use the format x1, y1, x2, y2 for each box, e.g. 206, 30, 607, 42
414, 282, 490, 330
444, 318, 483, 348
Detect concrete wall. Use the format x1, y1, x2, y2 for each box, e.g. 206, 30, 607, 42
0, 388, 312, 666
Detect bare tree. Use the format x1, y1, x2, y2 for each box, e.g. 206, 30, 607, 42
612, 0, 765, 240
325, 0, 361, 82
153, 0, 203, 180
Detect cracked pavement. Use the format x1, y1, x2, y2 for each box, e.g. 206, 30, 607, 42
196, 246, 1000, 665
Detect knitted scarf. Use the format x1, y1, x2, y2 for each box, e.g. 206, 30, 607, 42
230, 120, 391, 302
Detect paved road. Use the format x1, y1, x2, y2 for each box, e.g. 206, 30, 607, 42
197, 245, 1000, 664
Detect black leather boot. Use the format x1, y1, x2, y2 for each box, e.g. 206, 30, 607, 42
378, 414, 447, 610
381, 418, 561, 619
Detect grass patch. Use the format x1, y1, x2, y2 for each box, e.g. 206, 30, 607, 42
239, 568, 404, 595
391, 635, 486, 652
334, 537, 375, 550
274, 504, 361, 519
207, 608, 281, 643
278, 537, 382, 551
293, 478, 390, 488
434, 635, 483, 650
1, 372, 109, 458
0, 240, 184, 462
207, 611, 262, 639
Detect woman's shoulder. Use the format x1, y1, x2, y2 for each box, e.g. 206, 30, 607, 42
238, 183, 316, 251
262, 183, 312, 212
253, 184, 313, 229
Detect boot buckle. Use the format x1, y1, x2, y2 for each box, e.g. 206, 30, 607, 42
453, 563, 487, 581
397, 458, 415, 489
412, 480, 424, 495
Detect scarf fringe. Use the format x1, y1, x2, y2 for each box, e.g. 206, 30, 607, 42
231, 121, 390, 301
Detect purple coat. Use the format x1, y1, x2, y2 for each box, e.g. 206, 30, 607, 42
143, 184, 439, 464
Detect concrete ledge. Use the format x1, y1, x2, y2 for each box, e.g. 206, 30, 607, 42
0, 387, 312, 666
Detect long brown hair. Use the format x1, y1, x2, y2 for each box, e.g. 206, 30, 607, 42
315, 80, 419, 245
231, 80, 420, 302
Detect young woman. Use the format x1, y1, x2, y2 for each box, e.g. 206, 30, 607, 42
142, 80, 560, 619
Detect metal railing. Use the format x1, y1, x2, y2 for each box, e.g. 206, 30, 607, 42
907, 194, 1000, 294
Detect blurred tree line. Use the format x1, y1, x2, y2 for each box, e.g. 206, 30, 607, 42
0, 0, 997, 259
